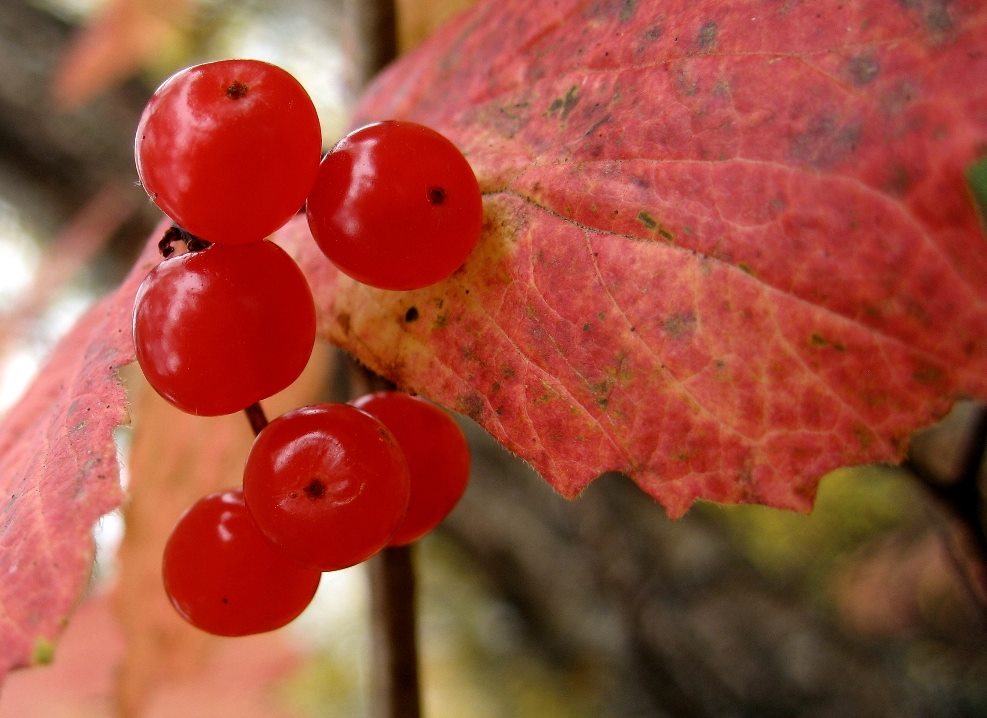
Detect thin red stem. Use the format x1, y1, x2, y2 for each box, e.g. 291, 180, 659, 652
244, 401, 269, 436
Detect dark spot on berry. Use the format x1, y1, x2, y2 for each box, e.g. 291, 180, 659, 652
221, 596, 230, 605
427, 186, 447, 205
226, 80, 249, 100
304, 479, 326, 500
405, 306, 419, 322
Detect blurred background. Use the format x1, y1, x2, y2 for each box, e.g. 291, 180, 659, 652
0, 0, 985, 715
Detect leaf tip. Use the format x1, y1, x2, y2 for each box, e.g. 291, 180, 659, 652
31, 637, 55, 666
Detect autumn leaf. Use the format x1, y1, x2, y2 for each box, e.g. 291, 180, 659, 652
0, 233, 160, 679
1, 0, 986, 683
291, 0, 987, 516
0, 590, 308, 718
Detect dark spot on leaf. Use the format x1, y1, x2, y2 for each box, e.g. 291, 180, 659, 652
547, 85, 581, 120
912, 364, 945, 386
458, 392, 485, 421
226, 80, 249, 100
620, 0, 637, 22
789, 115, 861, 169
845, 55, 879, 86
637, 211, 657, 229
405, 306, 419, 322
337, 312, 351, 335
885, 165, 913, 196
810, 333, 846, 351
637, 211, 675, 240
696, 21, 717, 52
854, 426, 873, 450
433, 314, 448, 329
664, 312, 697, 338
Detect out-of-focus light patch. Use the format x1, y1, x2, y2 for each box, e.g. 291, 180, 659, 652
289, 563, 369, 649
114, 424, 132, 491
0, 349, 40, 412
38, 290, 91, 345
92, 508, 125, 585
0, 199, 40, 304
0, 290, 94, 412
0, 198, 42, 413
89, 417, 132, 587
208, 6, 349, 144
29, 0, 103, 24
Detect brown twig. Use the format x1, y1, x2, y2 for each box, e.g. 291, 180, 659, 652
344, 355, 419, 717
369, 544, 421, 718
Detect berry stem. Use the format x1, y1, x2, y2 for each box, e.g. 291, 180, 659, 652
369, 544, 421, 718
244, 401, 269, 436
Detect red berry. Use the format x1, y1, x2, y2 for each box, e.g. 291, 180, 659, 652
306, 120, 482, 290
352, 391, 469, 545
162, 490, 321, 636
243, 403, 410, 571
133, 240, 316, 416
136, 59, 322, 244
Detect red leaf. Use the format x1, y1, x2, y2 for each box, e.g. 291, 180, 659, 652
2, 0, 987, 680
293, 0, 987, 516
0, 233, 160, 678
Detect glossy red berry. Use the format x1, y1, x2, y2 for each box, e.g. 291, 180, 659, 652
305, 120, 482, 290
136, 59, 322, 244
243, 403, 411, 571
162, 490, 321, 637
352, 391, 470, 545
133, 240, 316, 416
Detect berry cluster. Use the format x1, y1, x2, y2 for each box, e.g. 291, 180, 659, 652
132, 59, 477, 636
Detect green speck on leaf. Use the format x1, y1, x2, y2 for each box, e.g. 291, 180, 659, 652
966, 157, 987, 229
854, 426, 873, 450
33, 637, 55, 665
547, 85, 580, 120
637, 211, 674, 240
912, 364, 945, 386
810, 333, 846, 351
620, 0, 637, 22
